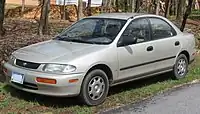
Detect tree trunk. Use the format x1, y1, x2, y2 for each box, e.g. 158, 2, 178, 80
155, 0, 160, 15
182, 0, 186, 13
60, 0, 66, 19
116, 0, 119, 12
0, 0, 5, 36
105, 0, 108, 12
38, 0, 50, 36
101, 1, 104, 13
77, 0, 83, 20
113, 0, 116, 6
135, 0, 140, 12
180, 0, 193, 32
174, 0, 178, 15
164, 0, 170, 17
87, 0, 92, 16
108, 0, 112, 12
63, 0, 66, 19
147, 0, 151, 13
176, 0, 184, 20
125, 0, 128, 12
169, 0, 173, 15
22, 0, 25, 14
132, 0, 135, 12
39, 0, 43, 5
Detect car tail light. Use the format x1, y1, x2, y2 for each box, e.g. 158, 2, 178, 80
36, 77, 56, 84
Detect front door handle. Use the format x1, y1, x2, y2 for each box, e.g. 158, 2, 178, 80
147, 46, 153, 51
175, 41, 180, 46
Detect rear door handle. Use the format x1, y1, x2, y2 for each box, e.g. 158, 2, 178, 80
147, 46, 153, 51
175, 41, 180, 46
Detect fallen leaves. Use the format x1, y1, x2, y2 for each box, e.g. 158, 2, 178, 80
0, 18, 72, 75
0, 94, 5, 102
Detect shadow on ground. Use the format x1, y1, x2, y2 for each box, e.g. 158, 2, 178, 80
2, 72, 172, 108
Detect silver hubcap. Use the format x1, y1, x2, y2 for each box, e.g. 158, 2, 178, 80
177, 58, 187, 76
88, 76, 105, 100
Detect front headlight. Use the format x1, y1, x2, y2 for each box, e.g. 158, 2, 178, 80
43, 64, 76, 74
8, 54, 16, 64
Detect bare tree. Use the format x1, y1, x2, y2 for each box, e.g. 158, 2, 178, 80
22, 0, 25, 14
155, 0, 160, 15
135, 0, 141, 12
146, 0, 151, 13
174, 0, 178, 15
132, 0, 136, 12
38, 0, 50, 35
108, 0, 112, 12
63, 0, 66, 19
0, 0, 5, 36
164, 0, 170, 17
176, 0, 184, 20
180, 0, 193, 31
87, 0, 92, 16
77, 0, 83, 20
116, 0, 119, 12
113, 0, 116, 6
101, 0, 105, 13
125, 0, 128, 12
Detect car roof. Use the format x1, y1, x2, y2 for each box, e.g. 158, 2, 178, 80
85, 13, 182, 34
86, 13, 147, 20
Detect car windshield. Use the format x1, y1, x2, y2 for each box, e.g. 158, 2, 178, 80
55, 18, 126, 44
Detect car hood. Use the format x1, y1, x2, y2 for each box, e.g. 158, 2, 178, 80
13, 40, 107, 63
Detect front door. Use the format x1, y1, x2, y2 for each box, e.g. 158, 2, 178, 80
116, 18, 158, 81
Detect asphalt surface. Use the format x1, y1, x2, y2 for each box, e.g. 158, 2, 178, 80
102, 83, 200, 114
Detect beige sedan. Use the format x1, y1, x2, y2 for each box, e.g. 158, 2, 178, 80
3, 13, 196, 106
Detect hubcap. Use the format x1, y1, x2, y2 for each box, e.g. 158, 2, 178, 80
88, 76, 105, 100
177, 58, 187, 76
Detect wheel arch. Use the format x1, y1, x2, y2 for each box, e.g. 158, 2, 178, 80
84, 64, 113, 84
178, 50, 190, 63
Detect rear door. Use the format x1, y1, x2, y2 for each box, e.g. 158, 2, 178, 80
147, 17, 181, 71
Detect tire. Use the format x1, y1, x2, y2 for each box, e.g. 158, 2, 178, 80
79, 69, 109, 106
172, 54, 188, 79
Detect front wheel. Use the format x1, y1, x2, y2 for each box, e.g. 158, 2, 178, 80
172, 54, 188, 79
79, 69, 109, 106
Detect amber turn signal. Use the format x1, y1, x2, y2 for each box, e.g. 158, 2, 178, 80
69, 79, 79, 83
36, 77, 57, 84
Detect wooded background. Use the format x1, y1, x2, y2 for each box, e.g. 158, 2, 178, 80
0, 0, 198, 36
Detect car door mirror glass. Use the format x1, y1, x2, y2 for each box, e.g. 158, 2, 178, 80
118, 35, 138, 46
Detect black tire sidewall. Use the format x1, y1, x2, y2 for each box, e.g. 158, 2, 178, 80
173, 54, 188, 79
80, 69, 109, 106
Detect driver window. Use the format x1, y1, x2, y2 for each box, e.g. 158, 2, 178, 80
118, 18, 150, 46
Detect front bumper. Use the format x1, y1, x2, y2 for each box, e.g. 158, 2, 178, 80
3, 62, 85, 97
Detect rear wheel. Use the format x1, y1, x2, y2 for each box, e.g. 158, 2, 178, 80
79, 69, 109, 106
172, 54, 188, 79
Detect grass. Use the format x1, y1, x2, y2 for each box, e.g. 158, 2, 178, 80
0, 54, 200, 114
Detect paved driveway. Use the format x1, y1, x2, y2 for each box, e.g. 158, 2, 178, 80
102, 83, 200, 114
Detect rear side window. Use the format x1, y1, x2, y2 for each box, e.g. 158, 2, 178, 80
149, 18, 177, 40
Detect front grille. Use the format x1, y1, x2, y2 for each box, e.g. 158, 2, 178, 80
12, 82, 38, 90
15, 59, 40, 69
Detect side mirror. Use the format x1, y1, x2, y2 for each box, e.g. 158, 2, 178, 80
117, 36, 138, 47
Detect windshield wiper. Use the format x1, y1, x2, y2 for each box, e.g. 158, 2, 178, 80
56, 36, 110, 44
55, 36, 68, 40
57, 37, 94, 44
